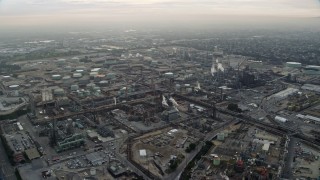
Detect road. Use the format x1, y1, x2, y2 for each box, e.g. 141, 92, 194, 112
115, 152, 151, 180
164, 119, 238, 180
0, 138, 16, 180
282, 137, 296, 179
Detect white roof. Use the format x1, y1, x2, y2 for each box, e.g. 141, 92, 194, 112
273, 88, 298, 99
296, 114, 320, 122
262, 143, 270, 151
139, 149, 147, 156
275, 116, 287, 122
286, 62, 301, 65
301, 84, 320, 93
91, 68, 101, 72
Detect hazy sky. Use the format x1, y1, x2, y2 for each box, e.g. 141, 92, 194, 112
0, 0, 320, 29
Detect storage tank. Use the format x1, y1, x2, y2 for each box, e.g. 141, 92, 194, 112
64, 66, 72, 70
99, 81, 109, 87
89, 72, 98, 78
84, 90, 90, 96
62, 76, 71, 81
217, 133, 225, 141
94, 74, 105, 82
8, 85, 20, 90
164, 72, 174, 78
151, 60, 158, 67
186, 87, 193, 93
71, 85, 79, 91
53, 88, 65, 96
52, 74, 62, 80
213, 157, 221, 166
75, 69, 84, 73
224, 131, 229, 138
107, 73, 116, 79
77, 91, 84, 97
86, 83, 95, 90
93, 86, 100, 92
275, 116, 287, 123
286, 62, 302, 68
175, 84, 181, 92
304, 65, 320, 75
73, 73, 82, 78
90, 168, 96, 176
57, 59, 66, 65
12, 90, 19, 96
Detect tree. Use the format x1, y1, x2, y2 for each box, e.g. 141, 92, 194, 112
227, 103, 242, 113
185, 143, 197, 153
169, 159, 178, 171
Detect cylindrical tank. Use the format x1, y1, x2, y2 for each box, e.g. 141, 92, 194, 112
64, 66, 72, 70
164, 72, 174, 78
62, 76, 71, 81
89, 72, 98, 78
52, 74, 62, 80
286, 62, 301, 68
57, 59, 66, 65
90, 168, 96, 176
99, 81, 109, 87
86, 83, 95, 90
53, 88, 65, 96
224, 131, 229, 138
213, 157, 220, 166
175, 84, 181, 92
8, 85, 20, 90
186, 88, 193, 93
77, 91, 83, 97
71, 85, 79, 91
73, 73, 82, 78
107, 73, 115, 79
93, 87, 100, 92
84, 90, 90, 96
217, 133, 225, 141
75, 69, 84, 73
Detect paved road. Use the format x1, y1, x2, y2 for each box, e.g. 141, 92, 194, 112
282, 137, 296, 179
115, 152, 151, 180
0, 138, 16, 180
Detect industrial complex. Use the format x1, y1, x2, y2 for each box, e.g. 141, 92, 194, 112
0, 32, 319, 180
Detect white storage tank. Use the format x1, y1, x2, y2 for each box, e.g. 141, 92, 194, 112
175, 84, 181, 92
93, 86, 100, 92
91, 68, 101, 73
99, 81, 109, 87
90, 168, 96, 176
217, 133, 225, 141
71, 85, 79, 91
64, 66, 72, 70
286, 62, 302, 68
57, 59, 66, 65
164, 72, 174, 78
107, 73, 116, 79
73, 73, 82, 78
53, 88, 65, 96
89, 72, 98, 78
275, 116, 287, 123
186, 87, 193, 93
8, 85, 20, 90
86, 83, 95, 90
62, 76, 71, 81
52, 74, 62, 80
75, 69, 85, 73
